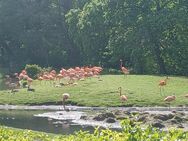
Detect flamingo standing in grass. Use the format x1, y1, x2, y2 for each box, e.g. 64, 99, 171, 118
159, 77, 168, 96
62, 93, 70, 111
184, 94, 188, 98
120, 59, 129, 77
118, 87, 128, 106
164, 95, 176, 110
27, 77, 33, 86
38, 76, 43, 85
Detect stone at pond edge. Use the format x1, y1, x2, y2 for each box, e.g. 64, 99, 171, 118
140, 112, 149, 115
106, 117, 116, 123
113, 110, 123, 115
171, 119, 179, 124
93, 114, 106, 121
116, 116, 126, 120
152, 122, 165, 128
174, 116, 183, 122
93, 112, 115, 121
137, 115, 148, 123
104, 112, 116, 118
153, 114, 174, 121
177, 124, 184, 128
80, 115, 88, 120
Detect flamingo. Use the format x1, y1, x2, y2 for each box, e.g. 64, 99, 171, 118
184, 94, 188, 98
118, 87, 128, 106
159, 77, 168, 95
62, 93, 70, 111
27, 77, 33, 86
56, 73, 63, 83
38, 76, 43, 85
164, 95, 176, 110
120, 59, 129, 77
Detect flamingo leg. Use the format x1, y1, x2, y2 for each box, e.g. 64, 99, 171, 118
160, 86, 162, 96
162, 87, 165, 96
62, 99, 66, 111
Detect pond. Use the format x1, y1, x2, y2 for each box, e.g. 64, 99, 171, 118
0, 110, 95, 135
0, 106, 188, 135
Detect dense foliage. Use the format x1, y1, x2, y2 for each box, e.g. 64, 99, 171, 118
0, 0, 187, 75
25, 64, 42, 79
0, 119, 188, 141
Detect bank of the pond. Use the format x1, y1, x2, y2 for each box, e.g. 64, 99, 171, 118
1, 105, 188, 132
0, 105, 188, 111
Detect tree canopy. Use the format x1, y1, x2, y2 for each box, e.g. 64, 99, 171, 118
0, 0, 187, 75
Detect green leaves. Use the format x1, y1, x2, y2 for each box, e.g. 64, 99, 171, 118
1, 118, 188, 141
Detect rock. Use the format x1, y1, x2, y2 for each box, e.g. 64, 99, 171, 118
106, 117, 116, 123
93, 112, 115, 121
152, 122, 165, 128
140, 112, 149, 115
177, 112, 185, 116
80, 115, 88, 120
174, 116, 183, 123
172, 111, 176, 114
93, 114, 106, 121
177, 124, 184, 128
114, 110, 122, 115
171, 119, 179, 124
184, 117, 188, 121
131, 112, 139, 116
116, 116, 126, 120
104, 112, 116, 118
154, 114, 174, 121
124, 111, 131, 115
137, 115, 147, 123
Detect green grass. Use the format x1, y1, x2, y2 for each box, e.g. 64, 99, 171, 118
0, 75, 188, 107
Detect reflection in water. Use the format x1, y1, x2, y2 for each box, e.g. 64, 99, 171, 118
0, 110, 94, 135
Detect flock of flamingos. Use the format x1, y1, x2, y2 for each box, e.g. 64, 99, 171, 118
11, 60, 188, 110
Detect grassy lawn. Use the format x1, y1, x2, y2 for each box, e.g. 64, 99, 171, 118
0, 75, 188, 107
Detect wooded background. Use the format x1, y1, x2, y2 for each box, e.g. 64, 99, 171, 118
0, 0, 187, 75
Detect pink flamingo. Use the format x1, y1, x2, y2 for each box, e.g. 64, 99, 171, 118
164, 95, 176, 110
120, 59, 129, 77
118, 87, 128, 104
62, 93, 70, 111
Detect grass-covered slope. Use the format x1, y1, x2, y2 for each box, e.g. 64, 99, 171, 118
0, 75, 188, 106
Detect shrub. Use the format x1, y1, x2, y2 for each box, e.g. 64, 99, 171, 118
25, 64, 42, 79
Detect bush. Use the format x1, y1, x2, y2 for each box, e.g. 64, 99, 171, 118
25, 64, 42, 79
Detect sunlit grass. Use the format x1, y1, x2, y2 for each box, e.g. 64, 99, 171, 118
0, 75, 188, 107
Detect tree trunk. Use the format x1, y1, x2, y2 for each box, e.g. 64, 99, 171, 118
153, 43, 167, 74
59, 0, 81, 66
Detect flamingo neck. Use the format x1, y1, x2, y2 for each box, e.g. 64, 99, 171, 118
119, 88, 122, 96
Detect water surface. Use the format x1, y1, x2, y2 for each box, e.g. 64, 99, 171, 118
0, 110, 95, 135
